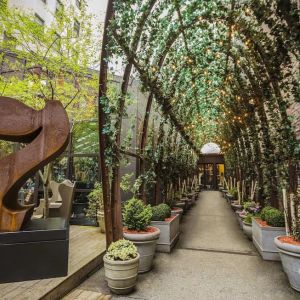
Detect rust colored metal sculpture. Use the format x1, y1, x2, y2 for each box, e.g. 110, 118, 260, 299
0, 97, 70, 232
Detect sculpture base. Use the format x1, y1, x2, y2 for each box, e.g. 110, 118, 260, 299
0, 217, 69, 283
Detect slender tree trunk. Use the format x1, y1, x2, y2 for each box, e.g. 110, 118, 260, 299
138, 93, 154, 201
98, 0, 114, 247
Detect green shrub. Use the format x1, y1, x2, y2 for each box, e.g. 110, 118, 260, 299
244, 213, 253, 224
151, 203, 171, 221
86, 182, 103, 219
243, 201, 256, 212
264, 208, 285, 227
123, 198, 152, 231
106, 239, 138, 261
229, 188, 238, 199
260, 206, 273, 221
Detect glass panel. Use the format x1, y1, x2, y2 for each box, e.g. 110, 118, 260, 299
217, 164, 225, 187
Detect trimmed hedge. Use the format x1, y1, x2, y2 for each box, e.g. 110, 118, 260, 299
264, 208, 285, 227
151, 203, 171, 221
123, 198, 152, 231
260, 206, 273, 221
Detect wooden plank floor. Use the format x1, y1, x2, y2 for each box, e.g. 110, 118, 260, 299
0, 226, 106, 300
63, 289, 111, 300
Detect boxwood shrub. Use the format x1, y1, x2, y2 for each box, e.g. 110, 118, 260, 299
151, 203, 171, 221
260, 206, 273, 221
264, 208, 285, 227
123, 198, 152, 231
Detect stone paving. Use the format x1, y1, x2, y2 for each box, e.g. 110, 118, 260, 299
76, 191, 299, 300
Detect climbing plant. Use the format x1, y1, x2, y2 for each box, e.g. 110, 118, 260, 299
98, 0, 300, 245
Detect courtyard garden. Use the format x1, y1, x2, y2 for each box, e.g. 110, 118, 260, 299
0, 0, 300, 299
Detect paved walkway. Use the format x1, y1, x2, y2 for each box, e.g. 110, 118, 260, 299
75, 191, 299, 300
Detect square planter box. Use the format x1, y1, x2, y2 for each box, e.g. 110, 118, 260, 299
150, 214, 180, 253
252, 217, 286, 261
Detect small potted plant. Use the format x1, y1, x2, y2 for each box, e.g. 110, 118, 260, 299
226, 188, 238, 203
253, 206, 285, 261
150, 203, 180, 252
123, 198, 160, 273
242, 213, 253, 240
86, 182, 105, 232
275, 190, 300, 291
242, 202, 261, 240
104, 239, 139, 295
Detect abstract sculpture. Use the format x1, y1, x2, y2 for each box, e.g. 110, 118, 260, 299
0, 97, 70, 232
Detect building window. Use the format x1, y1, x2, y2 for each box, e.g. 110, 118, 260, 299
34, 13, 45, 26
74, 19, 80, 36
56, 0, 64, 14
75, 0, 81, 8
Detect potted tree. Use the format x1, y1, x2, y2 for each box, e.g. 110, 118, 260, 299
274, 190, 300, 291
253, 206, 285, 261
242, 202, 261, 240
123, 198, 160, 273
104, 239, 139, 294
150, 203, 180, 252
86, 182, 105, 232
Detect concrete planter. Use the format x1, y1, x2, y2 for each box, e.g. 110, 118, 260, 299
174, 202, 187, 213
97, 211, 105, 233
275, 236, 300, 291
124, 227, 160, 273
104, 253, 140, 295
181, 197, 192, 209
171, 207, 183, 221
226, 193, 234, 203
252, 218, 286, 261
242, 221, 252, 240
231, 203, 243, 211
187, 192, 197, 204
150, 214, 180, 253
235, 211, 244, 229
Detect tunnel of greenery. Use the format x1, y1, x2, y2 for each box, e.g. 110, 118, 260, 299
98, 0, 300, 244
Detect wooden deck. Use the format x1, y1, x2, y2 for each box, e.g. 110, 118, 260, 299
0, 226, 106, 300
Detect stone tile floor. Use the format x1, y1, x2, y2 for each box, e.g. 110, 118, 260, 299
68, 191, 299, 300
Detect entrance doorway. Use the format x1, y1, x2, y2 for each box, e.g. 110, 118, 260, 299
198, 155, 225, 190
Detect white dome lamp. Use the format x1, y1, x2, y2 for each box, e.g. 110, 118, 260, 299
200, 142, 221, 154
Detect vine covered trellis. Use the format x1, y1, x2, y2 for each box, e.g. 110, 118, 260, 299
98, 0, 300, 246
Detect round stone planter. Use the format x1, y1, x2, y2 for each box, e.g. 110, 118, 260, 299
236, 211, 245, 229
274, 236, 300, 291
97, 211, 105, 233
174, 202, 187, 213
124, 227, 160, 273
242, 221, 252, 240
226, 193, 234, 203
104, 253, 140, 295
231, 203, 243, 211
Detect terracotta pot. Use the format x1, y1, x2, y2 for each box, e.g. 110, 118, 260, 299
124, 227, 160, 273
104, 253, 140, 295
275, 236, 300, 291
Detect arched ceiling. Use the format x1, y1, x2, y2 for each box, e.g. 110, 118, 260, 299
110, 0, 299, 155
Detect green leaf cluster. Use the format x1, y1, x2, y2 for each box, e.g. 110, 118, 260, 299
106, 239, 138, 261
123, 198, 152, 231
151, 204, 171, 221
